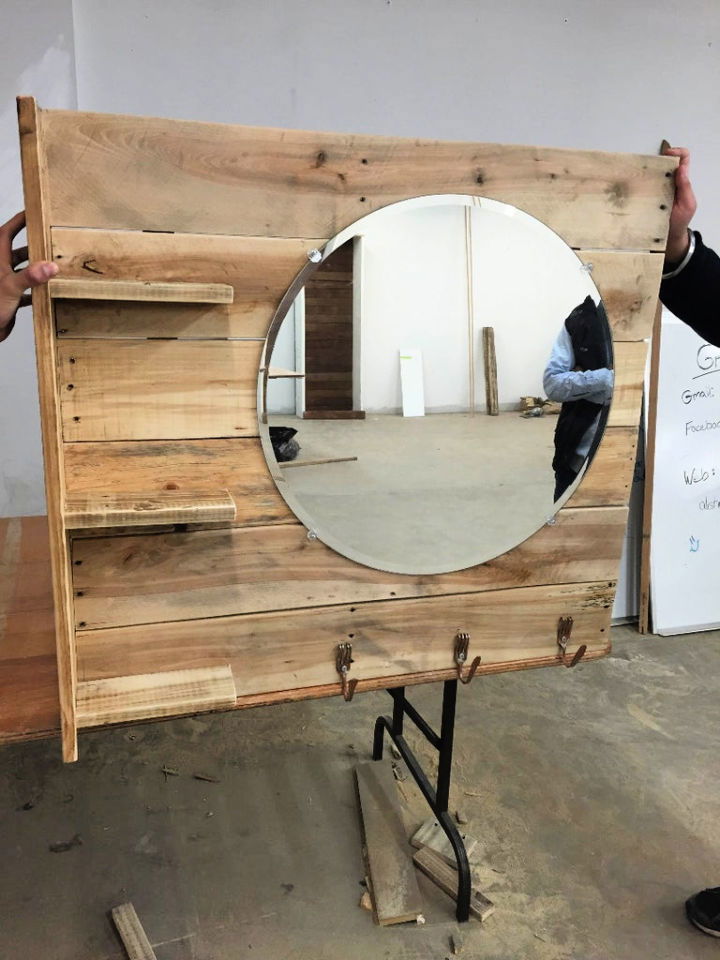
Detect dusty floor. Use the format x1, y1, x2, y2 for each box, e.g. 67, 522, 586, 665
2, 624, 719, 960
268, 412, 568, 573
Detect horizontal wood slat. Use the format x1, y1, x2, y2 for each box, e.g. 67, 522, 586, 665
71, 506, 625, 630
42, 109, 675, 249
65, 490, 236, 529
57, 339, 263, 441
52, 228, 323, 339
578, 250, 664, 341
63, 438, 294, 526
76, 665, 237, 727
76, 581, 614, 695
49, 278, 234, 304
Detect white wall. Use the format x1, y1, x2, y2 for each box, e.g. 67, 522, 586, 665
0, 0, 77, 515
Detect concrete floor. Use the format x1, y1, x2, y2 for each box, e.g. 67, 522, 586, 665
2, 625, 719, 959
269, 412, 567, 573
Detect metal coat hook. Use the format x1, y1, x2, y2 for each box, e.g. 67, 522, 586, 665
336, 642, 358, 702
453, 632, 481, 685
556, 616, 586, 668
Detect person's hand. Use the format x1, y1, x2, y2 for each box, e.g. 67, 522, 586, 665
662, 146, 698, 264
0, 211, 58, 342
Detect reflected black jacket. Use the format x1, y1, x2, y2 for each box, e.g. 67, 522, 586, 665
660, 231, 720, 347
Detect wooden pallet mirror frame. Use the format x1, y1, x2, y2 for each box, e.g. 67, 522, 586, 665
17, 97, 675, 761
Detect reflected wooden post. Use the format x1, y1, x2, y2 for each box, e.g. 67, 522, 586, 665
482, 326, 499, 416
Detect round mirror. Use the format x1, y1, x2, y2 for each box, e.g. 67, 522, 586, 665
259, 196, 613, 574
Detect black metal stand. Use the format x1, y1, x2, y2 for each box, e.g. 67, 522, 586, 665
373, 679, 471, 922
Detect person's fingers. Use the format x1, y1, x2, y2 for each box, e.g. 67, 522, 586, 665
11, 245, 28, 268
2, 261, 58, 296
22, 261, 58, 288
0, 212, 27, 269
0, 211, 26, 240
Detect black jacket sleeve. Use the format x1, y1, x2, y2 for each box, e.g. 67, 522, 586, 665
660, 231, 720, 347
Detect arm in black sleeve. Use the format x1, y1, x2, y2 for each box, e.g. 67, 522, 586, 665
660, 231, 720, 347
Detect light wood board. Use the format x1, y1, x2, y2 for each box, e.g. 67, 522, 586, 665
63, 438, 295, 526
57, 339, 263, 441
71, 507, 626, 630
49, 278, 234, 304
355, 761, 424, 925
76, 665, 237, 727
52, 227, 322, 339
76, 581, 613, 692
64, 490, 236, 529
42, 109, 675, 248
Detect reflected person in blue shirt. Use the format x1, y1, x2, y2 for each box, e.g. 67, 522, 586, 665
543, 296, 614, 501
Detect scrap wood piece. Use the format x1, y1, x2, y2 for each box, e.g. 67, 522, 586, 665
76, 664, 237, 728
355, 760, 424, 926
482, 326, 499, 416
279, 456, 358, 469
413, 846, 495, 922
111, 902, 157, 960
411, 817, 478, 866
49, 277, 234, 304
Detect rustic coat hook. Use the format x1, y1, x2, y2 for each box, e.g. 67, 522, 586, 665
336, 642, 358, 702
453, 632, 481, 685
556, 616, 586, 668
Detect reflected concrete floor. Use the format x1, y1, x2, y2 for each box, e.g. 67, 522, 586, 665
1, 626, 719, 959
270, 412, 561, 571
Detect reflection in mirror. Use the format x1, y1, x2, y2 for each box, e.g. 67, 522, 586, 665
260, 196, 613, 575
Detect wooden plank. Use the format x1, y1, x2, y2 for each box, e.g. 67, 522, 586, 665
355, 761, 424, 925
76, 581, 613, 691
76, 664, 237, 728
640, 301, 662, 633
0, 517, 59, 745
42, 109, 675, 249
279, 456, 358, 469
302, 410, 365, 419
57, 339, 262, 441
569, 426, 638, 507
49, 278, 233, 304
111, 903, 157, 960
71, 507, 626, 630
413, 846, 494, 922
52, 228, 322, 339
17, 96, 78, 762
268, 367, 305, 378
64, 490, 236, 529
63, 438, 293, 526
482, 327, 498, 416
578, 250, 665, 341
410, 817, 478, 866
607, 340, 647, 428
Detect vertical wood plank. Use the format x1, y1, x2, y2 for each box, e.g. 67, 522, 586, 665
17, 96, 78, 761
639, 300, 662, 633
482, 327, 499, 416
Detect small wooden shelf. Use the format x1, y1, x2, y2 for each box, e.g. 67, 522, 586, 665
267, 367, 305, 378
49, 278, 234, 304
76, 665, 237, 728
64, 490, 237, 529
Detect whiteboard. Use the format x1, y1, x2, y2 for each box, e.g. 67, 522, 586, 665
650, 318, 720, 635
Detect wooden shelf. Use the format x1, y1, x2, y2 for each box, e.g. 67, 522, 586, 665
49, 278, 234, 304
267, 367, 305, 378
76, 665, 237, 728
64, 490, 237, 529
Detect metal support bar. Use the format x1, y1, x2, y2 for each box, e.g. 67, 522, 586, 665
373, 679, 471, 922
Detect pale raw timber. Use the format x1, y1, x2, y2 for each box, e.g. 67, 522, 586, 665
48, 278, 234, 304
17, 96, 675, 761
